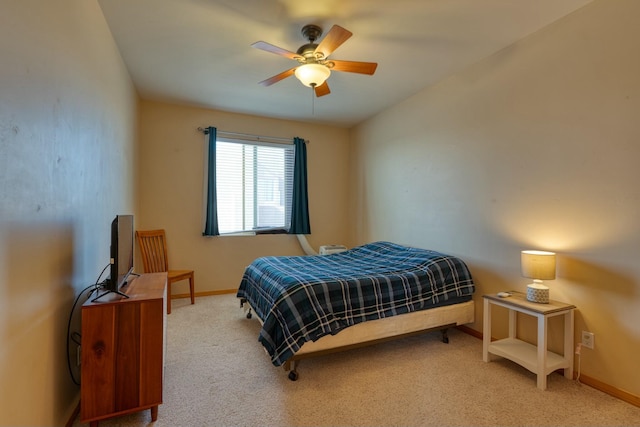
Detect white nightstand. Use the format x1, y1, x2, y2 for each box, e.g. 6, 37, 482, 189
482, 291, 575, 390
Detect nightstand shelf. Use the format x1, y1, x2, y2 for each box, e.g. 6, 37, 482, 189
488, 338, 568, 375
483, 291, 575, 390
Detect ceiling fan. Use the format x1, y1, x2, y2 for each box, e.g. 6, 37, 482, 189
252, 24, 378, 97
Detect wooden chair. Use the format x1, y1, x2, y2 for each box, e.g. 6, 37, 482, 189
136, 229, 194, 314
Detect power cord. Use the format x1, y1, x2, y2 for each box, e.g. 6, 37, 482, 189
66, 263, 111, 385
575, 343, 582, 384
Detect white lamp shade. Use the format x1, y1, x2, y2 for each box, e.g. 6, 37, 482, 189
521, 250, 555, 304
294, 63, 330, 87
521, 250, 556, 280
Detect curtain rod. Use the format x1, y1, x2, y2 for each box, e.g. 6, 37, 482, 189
197, 127, 309, 144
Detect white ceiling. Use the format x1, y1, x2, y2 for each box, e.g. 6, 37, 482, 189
98, 0, 593, 128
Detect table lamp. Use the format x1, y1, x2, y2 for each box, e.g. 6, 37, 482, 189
521, 250, 556, 303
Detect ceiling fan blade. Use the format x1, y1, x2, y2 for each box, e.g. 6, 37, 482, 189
258, 67, 297, 87
314, 81, 330, 97
330, 60, 378, 75
315, 25, 352, 58
252, 41, 301, 61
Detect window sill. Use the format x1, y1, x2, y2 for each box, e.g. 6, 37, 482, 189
217, 228, 288, 237
254, 228, 288, 235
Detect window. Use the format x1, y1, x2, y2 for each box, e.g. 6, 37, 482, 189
215, 139, 294, 234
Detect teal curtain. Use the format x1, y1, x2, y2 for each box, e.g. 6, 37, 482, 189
203, 127, 219, 236
289, 137, 311, 234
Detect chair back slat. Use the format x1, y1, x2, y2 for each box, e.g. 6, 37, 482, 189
136, 229, 170, 273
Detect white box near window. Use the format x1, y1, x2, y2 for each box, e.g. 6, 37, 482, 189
319, 245, 347, 255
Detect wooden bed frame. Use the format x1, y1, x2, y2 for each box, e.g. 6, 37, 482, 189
242, 298, 475, 380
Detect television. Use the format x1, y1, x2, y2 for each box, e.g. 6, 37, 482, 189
99, 214, 135, 299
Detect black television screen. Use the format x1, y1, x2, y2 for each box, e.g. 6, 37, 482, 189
107, 214, 134, 292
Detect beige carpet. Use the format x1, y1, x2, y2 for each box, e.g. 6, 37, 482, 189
74, 294, 640, 426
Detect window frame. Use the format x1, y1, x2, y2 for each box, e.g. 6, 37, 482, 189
214, 137, 295, 236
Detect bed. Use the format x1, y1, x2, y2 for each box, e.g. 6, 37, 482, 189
236, 241, 475, 380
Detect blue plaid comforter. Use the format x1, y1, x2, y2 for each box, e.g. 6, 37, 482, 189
236, 241, 475, 366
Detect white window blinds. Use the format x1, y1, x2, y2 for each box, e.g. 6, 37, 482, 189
216, 139, 294, 234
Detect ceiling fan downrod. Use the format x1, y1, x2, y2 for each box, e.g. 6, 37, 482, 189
301, 24, 322, 43
297, 24, 323, 61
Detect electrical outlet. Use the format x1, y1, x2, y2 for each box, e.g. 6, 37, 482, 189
581, 331, 594, 349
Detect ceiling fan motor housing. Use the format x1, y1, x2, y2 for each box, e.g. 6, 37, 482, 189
296, 43, 319, 59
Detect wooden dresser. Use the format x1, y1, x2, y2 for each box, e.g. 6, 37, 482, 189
81, 272, 167, 426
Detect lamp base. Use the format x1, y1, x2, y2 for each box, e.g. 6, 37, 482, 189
526, 282, 549, 304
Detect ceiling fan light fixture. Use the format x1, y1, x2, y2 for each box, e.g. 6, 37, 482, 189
294, 63, 330, 87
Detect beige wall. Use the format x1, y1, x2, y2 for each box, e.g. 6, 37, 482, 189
0, 0, 138, 425
137, 100, 350, 293
2, 0, 638, 422
350, 0, 640, 397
